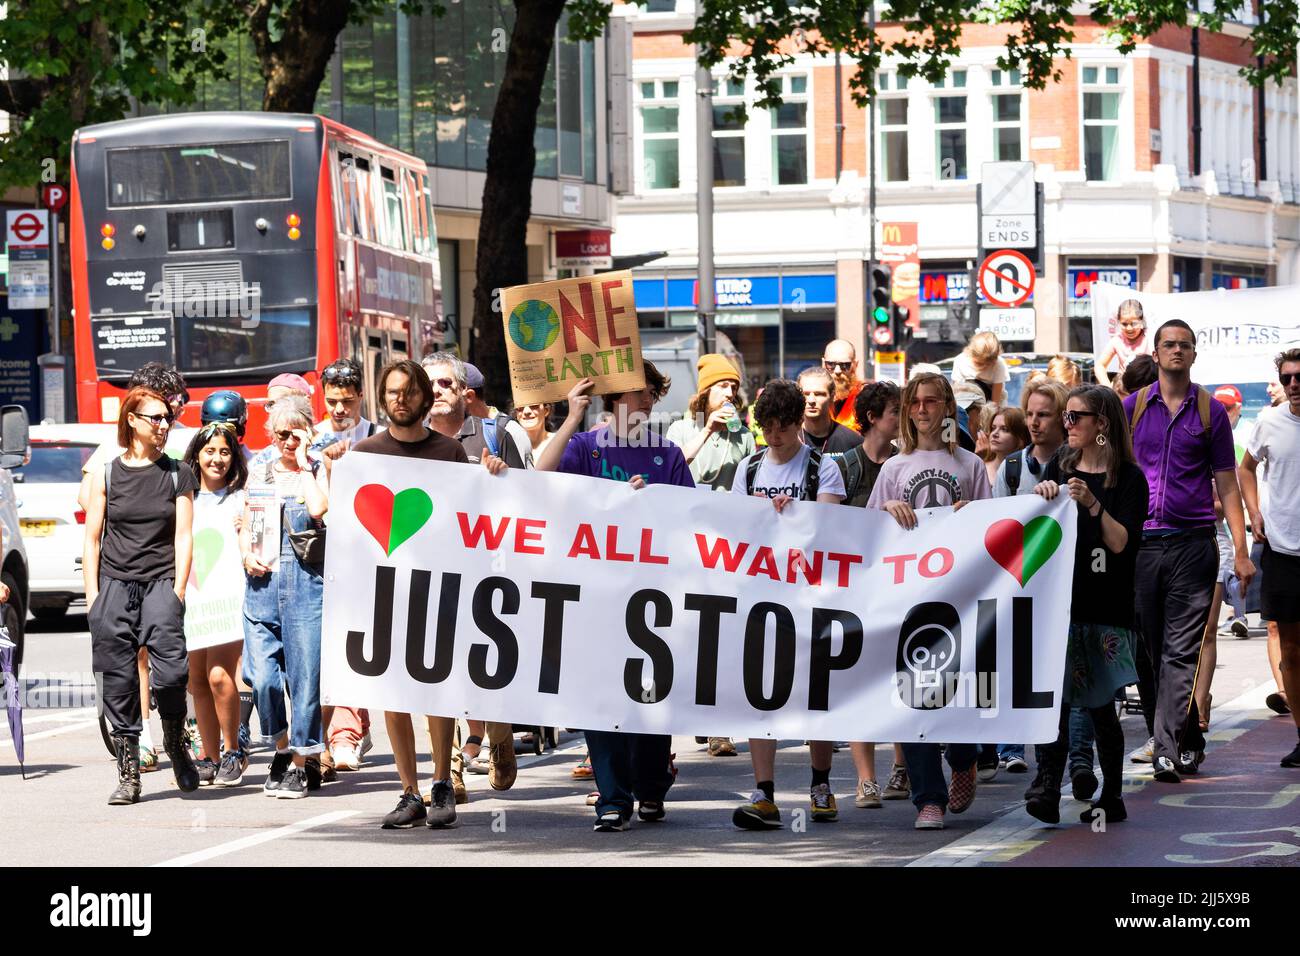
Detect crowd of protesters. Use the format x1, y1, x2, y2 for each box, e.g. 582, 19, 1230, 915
46, 304, 1300, 833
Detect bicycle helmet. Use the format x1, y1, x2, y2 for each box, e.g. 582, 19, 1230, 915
201, 390, 248, 438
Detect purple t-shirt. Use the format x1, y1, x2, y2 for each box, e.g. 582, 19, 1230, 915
1123, 382, 1236, 532
557, 428, 695, 489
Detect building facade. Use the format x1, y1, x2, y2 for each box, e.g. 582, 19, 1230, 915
615, 1, 1300, 390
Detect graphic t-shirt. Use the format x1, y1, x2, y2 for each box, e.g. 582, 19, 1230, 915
866, 447, 991, 510
800, 421, 864, 462
1246, 402, 1300, 556
100, 456, 199, 581
730, 445, 846, 500
557, 429, 695, 489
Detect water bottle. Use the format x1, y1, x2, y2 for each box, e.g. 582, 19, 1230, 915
722, 401, 742, 434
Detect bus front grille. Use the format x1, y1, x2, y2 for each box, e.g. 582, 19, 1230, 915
161, 260, 244, 292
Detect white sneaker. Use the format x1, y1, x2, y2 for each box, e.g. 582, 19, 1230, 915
1130, 737, 1155, 763
332, 744, 361, 771
358, 732, 374, 760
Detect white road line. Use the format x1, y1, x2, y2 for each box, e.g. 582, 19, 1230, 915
17, 707, 97, 725
0, 718, 99, 747
907, 679, 1281, 868
153, 811, 360, 868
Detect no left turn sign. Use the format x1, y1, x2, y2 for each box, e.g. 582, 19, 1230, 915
978, 249, 1035, 308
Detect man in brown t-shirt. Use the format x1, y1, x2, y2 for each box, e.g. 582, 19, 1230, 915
327, 359, 505, 830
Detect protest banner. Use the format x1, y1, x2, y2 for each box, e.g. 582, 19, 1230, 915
321, 455, 1078, 743
184, 499, 246, 650
500, 270, 644, 406
1090, 281, 1300, 385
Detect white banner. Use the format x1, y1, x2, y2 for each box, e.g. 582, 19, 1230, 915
320, 456, 1078, 744
184, 501, 246, 650
1090, 281, 1300, 384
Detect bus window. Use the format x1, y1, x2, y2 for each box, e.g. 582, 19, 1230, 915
355, 155, 377, 244
404, 170, 424, 255
175, 308, 316, 375
422, 181, 437, 248
107, 141, 291, 207
337, 151, 362, 237
364, 331, 385, 422
381, 166, 407, 251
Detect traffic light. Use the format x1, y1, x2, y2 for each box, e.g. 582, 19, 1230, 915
891, 301, 911, 349
870, 264, 894, 349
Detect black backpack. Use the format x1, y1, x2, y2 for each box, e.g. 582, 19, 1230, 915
744, 447, 823, 501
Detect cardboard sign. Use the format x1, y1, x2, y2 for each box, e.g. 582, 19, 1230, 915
500, 270, 644, 405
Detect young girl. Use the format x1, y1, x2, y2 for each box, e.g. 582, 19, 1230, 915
868, 372, 991, 830
980, 404, 1030, 488
182, 421, 250, 787
1096, 299, 1149, 387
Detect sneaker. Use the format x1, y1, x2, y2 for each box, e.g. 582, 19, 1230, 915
1130, 737, 1155, 763
586, 791, 600, 807
855, 779, 882, 809
358, 732, 374, 761
1266, 693, 1291, 716
263, 751, 293, 796
489, 737, 518, 791
1071, 768, 1099, 801
637, 800, 666, 822
215, 749, 248, 788
976, 753, 1000, 782
694, 736, 708, 745
382, 792, 427, 829
1153, 755, 1181, 783
1178, 750, 1201, 775
275, 766, 308, 799
733, 791, 782, 830
1080, 795, 1127, 824
1025, 788, 1061, 824
1281, 740, 1300, 768
594, 810, 628, 832
1004, 755, 1029, 773
882, 763, 910, 800
914, 804, 945, 830
708, 737, 737, 757
1230, 617, 1250, 639
427, 780, 457, 828
194, 757, 218, 786
332, 744, 361, 771
810, 783, 838, 822
948, 765, 977, 814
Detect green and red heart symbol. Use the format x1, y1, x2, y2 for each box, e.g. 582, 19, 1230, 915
355, 484, 434, 556
984, 517, 1062, 587
192, 528, 225, 589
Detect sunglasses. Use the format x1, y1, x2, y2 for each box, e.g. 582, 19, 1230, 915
321, 366, 362, 387
200, 421, 237, 437
823, 360, 853, 371
1063, 410, 1099, 427
134, 412, 173, 427
431, 377, 456, 390
275, 430, 303, 443
1280, 372, 1299, 386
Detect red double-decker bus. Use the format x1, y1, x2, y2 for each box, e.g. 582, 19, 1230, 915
69, 112, 443, 443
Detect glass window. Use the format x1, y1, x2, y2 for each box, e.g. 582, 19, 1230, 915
770, 74, 809, 185
934, 95, 967, 179
558, 16, 582, 178
465, 7, 497, 171
177, 308, 317, 376
879, 97, 909, 182
23, 443, 98, 484
381, 167, 407, 250
1082, 65, 1123, 181
411, 12, 437, 165
107, 141, 291, 207
373, 10, 399, 147
639, 80, 679, 190
434, 0, 467, 168
534, 39, 559, 178
712, 77, 747, 187
342, 22, 376, 136
582, 38, 597, 183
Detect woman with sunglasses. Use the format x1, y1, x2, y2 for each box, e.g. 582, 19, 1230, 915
83, 387, 201, 804
239, 394, 330, 798
514, 402, 557, 459
182, 421, 251, 786
1027, 386, 1148, 824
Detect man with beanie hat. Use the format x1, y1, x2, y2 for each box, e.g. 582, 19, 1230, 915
665, 353, 756, 491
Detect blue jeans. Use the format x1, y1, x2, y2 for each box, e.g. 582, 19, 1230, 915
998, 743, 1025, 761
901, 742, 978, 811
1068, 707, 1096, 777
243, 499, 324, 756
583, 730, 674, 820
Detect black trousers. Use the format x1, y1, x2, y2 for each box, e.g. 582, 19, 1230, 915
1035, 701, 1125, 800
1135, 532, 1217, 764
90, 576, 189, 736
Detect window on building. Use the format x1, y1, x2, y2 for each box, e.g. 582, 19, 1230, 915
713, 76, 747, 187
933, 70, 967, 180
637, 79, 680, 190
991, 68, 1024, 162
878, 73, 909, 182
769, 74, 809, 185
1082, 65, 1123, 181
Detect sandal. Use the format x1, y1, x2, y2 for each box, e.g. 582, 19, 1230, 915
572, 754, 594, 779
461, 734, 487, 773
139, 745, 159, 773
586, 791, 600, 807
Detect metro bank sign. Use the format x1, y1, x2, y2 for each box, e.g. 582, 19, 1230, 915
1068, 267, 1138, 300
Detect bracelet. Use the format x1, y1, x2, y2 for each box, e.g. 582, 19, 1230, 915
1089, 501, 1103, 518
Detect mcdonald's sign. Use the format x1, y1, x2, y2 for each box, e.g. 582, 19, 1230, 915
878, 221, 919, 331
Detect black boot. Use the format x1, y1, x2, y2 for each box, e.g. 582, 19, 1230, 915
1025, 787, 1061, 824
161, 717, 200, 793
1081, 793, 1127, 824
109, 735, 142, 805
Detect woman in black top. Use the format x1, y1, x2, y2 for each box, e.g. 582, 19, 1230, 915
83, 387, 200, 804
1028, 385, 1149, 824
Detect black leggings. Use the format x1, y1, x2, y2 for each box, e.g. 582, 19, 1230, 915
1035, 700, 1125, 800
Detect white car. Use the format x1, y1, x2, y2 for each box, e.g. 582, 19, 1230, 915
1, 405, 31, 668
16, 424, 116, 622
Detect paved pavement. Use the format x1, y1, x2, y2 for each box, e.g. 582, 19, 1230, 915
4, 605, 1297, 867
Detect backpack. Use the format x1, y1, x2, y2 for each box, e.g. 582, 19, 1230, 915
1129, 383, 1211, 437
477, 414, 508, 458
838, 446, 865, 502
744, 447, 823, 501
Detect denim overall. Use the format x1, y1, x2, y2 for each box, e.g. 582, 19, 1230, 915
243, 477, 324, 756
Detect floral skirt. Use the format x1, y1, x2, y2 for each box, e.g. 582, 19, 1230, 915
1064, 622, 1139, 709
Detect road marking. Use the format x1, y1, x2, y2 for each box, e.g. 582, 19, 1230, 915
0, 718, 99, 747
16, 707, 97, 725
153, 810, 360, 867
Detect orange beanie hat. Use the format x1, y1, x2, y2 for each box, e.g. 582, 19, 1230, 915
697, 353, 740, 392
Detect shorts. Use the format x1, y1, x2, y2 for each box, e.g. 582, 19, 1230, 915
1260, 542, 1300, 624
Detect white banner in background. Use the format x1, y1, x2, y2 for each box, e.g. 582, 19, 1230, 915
1090, 281, 1300, 384
320, 456, 1078, 744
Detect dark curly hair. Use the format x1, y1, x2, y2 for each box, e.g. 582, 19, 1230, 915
1120, 353, 1157, 395
752, 379, 804, 429
854, 380, 900, 435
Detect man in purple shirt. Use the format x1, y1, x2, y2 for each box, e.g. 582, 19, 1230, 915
1123, 319, 1255, 783
537, 360, 694, 830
